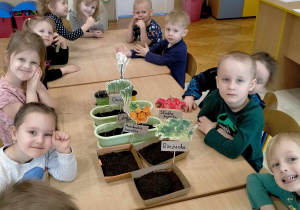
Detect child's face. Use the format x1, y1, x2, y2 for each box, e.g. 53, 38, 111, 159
164, 23, 187, 47
80, 1, 97, 17
270, 140, 300, 194
249, 60, 270, 95
32, 21, 54, 47
133, 2, 153, 25
8, 50, 40, 82
216, 58, 256, 111
50, 0, 68, 17
11, 112, 55, 163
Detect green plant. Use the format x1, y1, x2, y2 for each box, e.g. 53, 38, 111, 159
105, 79, 132, 95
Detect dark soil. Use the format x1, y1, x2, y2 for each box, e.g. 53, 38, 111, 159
95, 90, 108, 98
134, 171, 184, 200
94, 110, 125, 117
99, 151, 139, 176
98, 124, 155, 137
138, 141, 184, 165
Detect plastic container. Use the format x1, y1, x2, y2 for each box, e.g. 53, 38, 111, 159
0, 2, 13, 38
12, 1, 37, 30
182, 0, 203, 22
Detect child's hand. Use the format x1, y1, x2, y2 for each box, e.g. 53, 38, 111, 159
53, 32, 67, 49
27, 67, 42, 93
116, 45, 132, 57
52, 131, 72, 154
134, 43, 149, 57
130, 17, 138, 26
60, 65, 81, 75
135, 19, 146, 29
85, 16, 98, 28
90, 30, 103, 38
198, 116, 217, 134
183, 96, 197, 112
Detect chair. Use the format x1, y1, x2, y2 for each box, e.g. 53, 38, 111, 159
185, 53, 197, 82
263, 92, 278, 112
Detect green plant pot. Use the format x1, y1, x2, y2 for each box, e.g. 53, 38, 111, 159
94, 90, 109, 106
94, 116, 162, 147
90, 100, 153, 126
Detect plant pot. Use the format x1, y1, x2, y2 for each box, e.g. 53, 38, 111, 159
131, 163, 191, 206
90, 100, 153, 126
94, 90, 109, 106
132, 90, 137, 101
94, 116, 162, 147
97, 144, 143, 183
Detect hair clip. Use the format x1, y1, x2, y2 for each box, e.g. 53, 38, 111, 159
27, 18, 31, 21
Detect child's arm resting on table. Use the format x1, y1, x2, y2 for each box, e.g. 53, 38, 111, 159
126, 17, 137, 43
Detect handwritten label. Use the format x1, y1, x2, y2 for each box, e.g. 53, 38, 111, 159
161, 141, 189, 152
109, 95, 123, 105
117, 113, 131, 123
123, 123, 149, 134
158, 109, 183, 119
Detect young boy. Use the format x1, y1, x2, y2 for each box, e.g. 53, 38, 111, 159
126, 0, 162, 47
197, 51, 264, 173
247, 132, 300, 209
183, 52, 277, 111
118, 10, 190, 89
0, 180, 79, 210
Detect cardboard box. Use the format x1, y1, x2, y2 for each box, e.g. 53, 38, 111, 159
131, 163, 191, 206
97, 144, 143, 183
134, 138, 188, 167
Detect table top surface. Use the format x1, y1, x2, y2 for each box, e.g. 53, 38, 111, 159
47, 29, 169, 89
48, 75, 255, 210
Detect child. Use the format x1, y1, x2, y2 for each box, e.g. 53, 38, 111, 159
0, 102, 77, 191
183, 52, 277, 111
197, 51, 264, 172
126, 0, 162, 47
0, 31, 56, 146
118, 10, 190, 89
247, 132, 300, 209
37, 0, 98, 41
23, 16, 81, 88
69, 0, 104, 38
0, 180, 79, 210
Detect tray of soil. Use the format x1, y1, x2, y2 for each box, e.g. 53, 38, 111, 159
90, 100, 153, 126
94, 116, 162, 148
131, 163, 191, 206
134, 138, 188, 166
94, 90, 109, 106
97, 144, 143, 183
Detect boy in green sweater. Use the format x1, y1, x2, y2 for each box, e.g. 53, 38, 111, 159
247, 132, 300, 210
197, 51, 264, 172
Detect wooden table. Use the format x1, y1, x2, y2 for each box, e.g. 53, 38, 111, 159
252, 0, 300, 90
47, 29, 169, 89
48, 75, 255, 210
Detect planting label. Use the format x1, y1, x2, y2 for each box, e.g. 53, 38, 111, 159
158, 109, 183, 119
109, 94, 124, 105
123, 123, 149, 134
117, 113, 131, 123
161, 141, 189, 152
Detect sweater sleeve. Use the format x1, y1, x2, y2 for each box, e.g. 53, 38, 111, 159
144, 46, 183, 66
44, 69, 63, 84
50, 47, 69, 65
47, 148, 77, 182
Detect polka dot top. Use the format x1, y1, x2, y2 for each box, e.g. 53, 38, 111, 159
45, 13, 84, 41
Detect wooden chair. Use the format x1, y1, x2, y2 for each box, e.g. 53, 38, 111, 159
185, 53, 197, 82
263, 91, 278, 112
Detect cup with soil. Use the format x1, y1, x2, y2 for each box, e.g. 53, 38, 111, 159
94, 116, 162, 148
90, 100, 153, 126
94, 90, 109, 106
134, 138, 188, 166
97, 144, 143, 182
131, 163, 191, 205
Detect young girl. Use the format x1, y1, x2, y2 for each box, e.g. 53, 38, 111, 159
0, 31, 56, 146
0, 102, 77, 191
23, 16, 81, 88
247, 132, 300, 209
37, 0, 98, 41
69, 0, 104, 38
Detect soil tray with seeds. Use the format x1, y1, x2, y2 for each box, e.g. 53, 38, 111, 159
99, 151, 140, 176
94, 110, 125, 118
98, 124, 155, 137
138, 141, 184, 165
134, 170, 184, 200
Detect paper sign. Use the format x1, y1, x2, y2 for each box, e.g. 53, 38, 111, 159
158, 109, 183, 119
161, 141, 189, 152
109, 95, 123, 105
293, 9, 300, 13
280, 0, 300, 2
117, 113, 131, 123
123, 123, 149, 134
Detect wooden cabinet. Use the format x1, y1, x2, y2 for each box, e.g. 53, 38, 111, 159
252, 0, 300, 90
